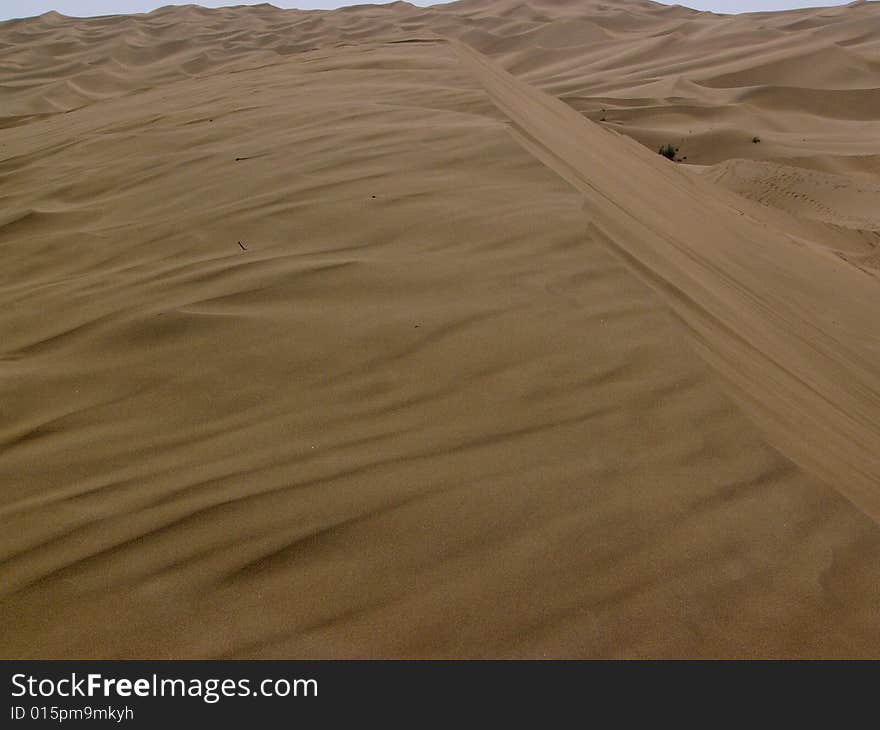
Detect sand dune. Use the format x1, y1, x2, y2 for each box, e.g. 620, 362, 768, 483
704, 158, 880, 230
2, 0, 880, 658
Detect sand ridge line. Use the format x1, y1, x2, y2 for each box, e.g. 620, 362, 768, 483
450, 37, 880, 524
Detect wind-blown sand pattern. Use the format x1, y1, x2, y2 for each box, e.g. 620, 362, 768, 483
2, 0, 880, 658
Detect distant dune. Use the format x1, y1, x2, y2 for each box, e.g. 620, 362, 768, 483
2, 0, 880, 658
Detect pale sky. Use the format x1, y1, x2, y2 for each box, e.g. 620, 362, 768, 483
0, 0, 867, 22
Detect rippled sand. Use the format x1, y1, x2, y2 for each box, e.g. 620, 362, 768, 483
2, 0, 880, 658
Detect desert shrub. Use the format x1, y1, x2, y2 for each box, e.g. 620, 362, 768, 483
658, 144, 677, 160
752, 136, 761, 143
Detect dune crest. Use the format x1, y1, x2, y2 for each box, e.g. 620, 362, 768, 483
453, 39, 880, 521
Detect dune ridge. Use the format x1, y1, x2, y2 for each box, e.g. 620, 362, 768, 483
2, 0, 880, 658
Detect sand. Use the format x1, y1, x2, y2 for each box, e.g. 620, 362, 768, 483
1, 0, 880, 659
